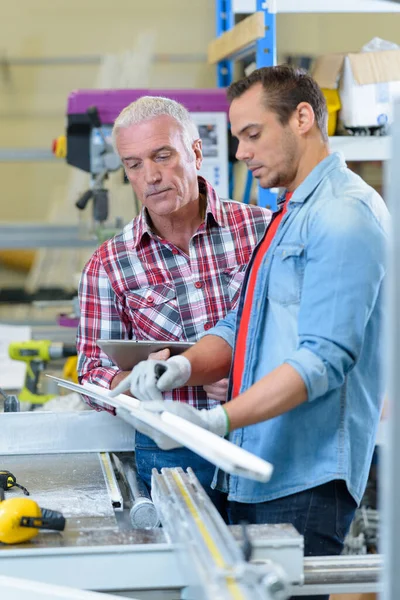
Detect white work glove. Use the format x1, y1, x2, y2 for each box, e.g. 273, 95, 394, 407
110, 355, 192, 401
203, 378, 229, 403
129, 400, 229, 450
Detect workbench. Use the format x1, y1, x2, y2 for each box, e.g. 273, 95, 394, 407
0, 410, 382, 599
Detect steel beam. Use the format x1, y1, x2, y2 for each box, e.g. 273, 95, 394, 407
382, 96, 400, 600
2, 53, 207, 67
0, 541, 383, 595
0, 149, 57, 162
0, 224, 98, 248
0, 411, 135, 455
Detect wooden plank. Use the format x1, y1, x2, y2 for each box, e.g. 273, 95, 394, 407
208, 12, 265, 65
49, 376, 274, 484
330, 594, 377, 600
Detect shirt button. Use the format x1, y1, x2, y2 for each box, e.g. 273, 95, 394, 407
147, 296, 154, 304
194, 281, 203, 289
204, 322, 212, 331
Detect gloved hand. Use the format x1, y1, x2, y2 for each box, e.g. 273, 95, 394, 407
129, 400, 229, 450
203, 378, 229, 403
110, 355, 191, 400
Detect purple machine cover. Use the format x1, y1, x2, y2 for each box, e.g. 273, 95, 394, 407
67, 89, 229, 123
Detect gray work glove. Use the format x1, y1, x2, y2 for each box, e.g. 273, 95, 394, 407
110, 355, 192, 401
130, 400, 229, 450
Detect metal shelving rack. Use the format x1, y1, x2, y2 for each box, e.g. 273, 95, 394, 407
213, 0, 400, 208
383, 92, 400, 600
215, 0, 277, 208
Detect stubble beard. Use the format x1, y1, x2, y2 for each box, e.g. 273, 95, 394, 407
261, 133, 298, 190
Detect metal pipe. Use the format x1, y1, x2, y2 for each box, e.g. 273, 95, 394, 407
383, 96, 400, 600
1, 53, 207, 67
119, 457, 160, 529
303, 554, 382, 585
0, 149, 57, 162
0, 224, 98, 249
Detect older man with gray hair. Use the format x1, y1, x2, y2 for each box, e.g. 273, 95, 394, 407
76, 96, 270, 511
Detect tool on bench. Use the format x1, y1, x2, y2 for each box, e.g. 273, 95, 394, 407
0, 471, 30, 499
0, 469, 65, 544
8, 340, 77, 404
0, 388, 20, 413
0, 498, 66, 544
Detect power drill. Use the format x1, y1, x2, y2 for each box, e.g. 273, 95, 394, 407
8, 340, 77, 404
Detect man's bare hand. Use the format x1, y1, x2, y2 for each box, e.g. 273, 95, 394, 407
203, 378, 229, 403
110, 370, 132, 395
148, 348, 171, 360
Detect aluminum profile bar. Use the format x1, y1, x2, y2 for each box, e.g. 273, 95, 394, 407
152, 467, 289, 600
50, 377, 274, 483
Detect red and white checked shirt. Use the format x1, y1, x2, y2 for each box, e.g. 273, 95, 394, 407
77, 177, 270, 411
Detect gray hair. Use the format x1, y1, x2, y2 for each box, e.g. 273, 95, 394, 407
112, 96, 199, 156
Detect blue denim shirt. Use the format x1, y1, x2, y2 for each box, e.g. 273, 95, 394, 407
211, 152, 389, 505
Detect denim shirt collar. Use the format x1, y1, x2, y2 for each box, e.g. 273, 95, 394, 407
278, 152, 346, 208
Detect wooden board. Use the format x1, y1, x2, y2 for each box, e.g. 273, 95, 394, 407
208, 12, 265, 64
330, 594, 377, 600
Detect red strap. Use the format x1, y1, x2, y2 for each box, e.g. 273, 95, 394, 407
231, 193, 292, 398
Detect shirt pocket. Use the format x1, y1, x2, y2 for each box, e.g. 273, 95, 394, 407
222, 265, 247, 308
267, 244, 305, 306
124, 284, 183, 340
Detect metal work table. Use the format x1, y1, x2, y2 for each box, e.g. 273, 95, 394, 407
0, 410, 383, 598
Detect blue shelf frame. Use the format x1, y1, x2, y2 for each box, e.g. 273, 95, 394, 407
215, 0, 234, 88
215, 0, 278, 210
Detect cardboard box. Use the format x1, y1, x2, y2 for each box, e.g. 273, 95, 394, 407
312, 49, 400, 131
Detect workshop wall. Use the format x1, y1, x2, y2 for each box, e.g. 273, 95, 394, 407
235, 12, 400, 204
0, 0, 216, 222
277, 13, 400, 60
0, 3, 399, 222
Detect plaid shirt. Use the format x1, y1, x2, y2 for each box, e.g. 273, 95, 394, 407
77, 177, 270, 412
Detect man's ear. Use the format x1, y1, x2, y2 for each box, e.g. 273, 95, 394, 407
295, 102, 315, 135
193, 138, 203, 170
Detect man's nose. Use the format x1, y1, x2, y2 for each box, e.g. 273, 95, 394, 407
235, 141, 251, 162
144, 163, 162, 184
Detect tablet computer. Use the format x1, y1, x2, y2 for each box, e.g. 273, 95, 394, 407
97, 339, 194, 371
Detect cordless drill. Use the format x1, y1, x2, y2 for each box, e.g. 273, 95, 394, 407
8, 340, 77, 404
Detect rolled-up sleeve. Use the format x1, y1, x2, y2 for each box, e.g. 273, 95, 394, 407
285, 197, 388, 402
207, 308, 238, 348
